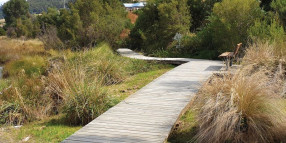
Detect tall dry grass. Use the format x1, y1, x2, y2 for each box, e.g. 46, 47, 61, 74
46, 61, 111, 125
194, 72, 286, 143
44, 44, 127, 125
0, 73, 53, 125
193, 42, 286, 143
0, 37, 45, 64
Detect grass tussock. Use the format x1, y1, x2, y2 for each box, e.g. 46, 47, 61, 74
0, 39, 173, 127
194, 71, 286, 143
46, 61, 111, 125
192, 41, 286, 143
243, 41, 276, 66
0, 74, 52, 125
44, 43, 169, 125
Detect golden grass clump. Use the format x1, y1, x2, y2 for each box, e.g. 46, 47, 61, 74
194, 71, 286, 143
243, 41, 276, 66
0, 73, 53, 125
46, 57, 111, 125
44, 44, 125, 125
193, 41, 286, 143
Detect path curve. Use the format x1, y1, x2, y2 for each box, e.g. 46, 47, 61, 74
63, 49, 223, 143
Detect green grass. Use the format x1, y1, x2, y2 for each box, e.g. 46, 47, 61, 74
0, 115, 81, 143
4, 56, 47, 77
167, 109, 198, 143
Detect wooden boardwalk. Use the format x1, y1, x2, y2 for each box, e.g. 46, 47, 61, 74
117, 48, 195, 65
63, 49, 222, 143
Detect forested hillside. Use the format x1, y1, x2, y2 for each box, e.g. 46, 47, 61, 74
0, 0, 74, 18
0, 6, 3, 19
28, 0, 74, 14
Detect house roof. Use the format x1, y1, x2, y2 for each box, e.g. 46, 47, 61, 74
123, 2, 145, 8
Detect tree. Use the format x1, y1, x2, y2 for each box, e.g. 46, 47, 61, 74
129, 0, 191, 54
187, 0, 221, 31
206, 0, 262, 52
3, 0, 29, 27
260, 0, 273, 11
271, 0, 286, 28
38, 0, 128, 49
2, 0, 38, 38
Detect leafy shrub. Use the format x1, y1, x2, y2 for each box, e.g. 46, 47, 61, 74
271, 0, 286, 28
208, 0, 262, 52
38, 0, 128, 49
0, 27, 6, 36
248, 19, 285, 44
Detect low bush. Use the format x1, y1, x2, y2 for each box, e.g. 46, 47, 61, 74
0, 27, 6, 36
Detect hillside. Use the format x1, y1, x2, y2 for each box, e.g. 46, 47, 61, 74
27, 0, 74, 14
0, 6, 3, 19
0, 0, 74, 18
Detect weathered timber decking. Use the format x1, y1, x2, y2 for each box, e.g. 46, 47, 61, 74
117, 48, 195, 65
63, 49, 223, 143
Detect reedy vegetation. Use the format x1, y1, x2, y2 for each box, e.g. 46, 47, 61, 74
187, 41, 286, 143
0, 39, 170, 126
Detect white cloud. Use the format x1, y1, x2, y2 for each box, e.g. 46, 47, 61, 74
0, 0, 9, 5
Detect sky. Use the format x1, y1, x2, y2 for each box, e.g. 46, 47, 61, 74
0, 0, 9, 5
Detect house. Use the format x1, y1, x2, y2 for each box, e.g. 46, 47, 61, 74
123, 2, 146, 11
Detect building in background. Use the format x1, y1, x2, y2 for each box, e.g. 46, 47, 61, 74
123, 2, 146, 11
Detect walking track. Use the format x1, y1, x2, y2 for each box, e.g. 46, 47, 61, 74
63, 49, 223, 143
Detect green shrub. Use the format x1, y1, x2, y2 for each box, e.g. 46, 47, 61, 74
248, 19, 285, 43
0, 27, 6, 36
4, 56, 47, 77
271, 0, 286, 28
208, 0, 262, 52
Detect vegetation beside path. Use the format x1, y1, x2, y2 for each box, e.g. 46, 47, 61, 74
0, 38, 174, 142
168, 41, 286, 143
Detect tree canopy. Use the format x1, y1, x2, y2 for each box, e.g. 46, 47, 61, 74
129, 0, 191, 54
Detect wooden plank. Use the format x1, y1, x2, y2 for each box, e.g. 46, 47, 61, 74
63, 49, 223, 143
